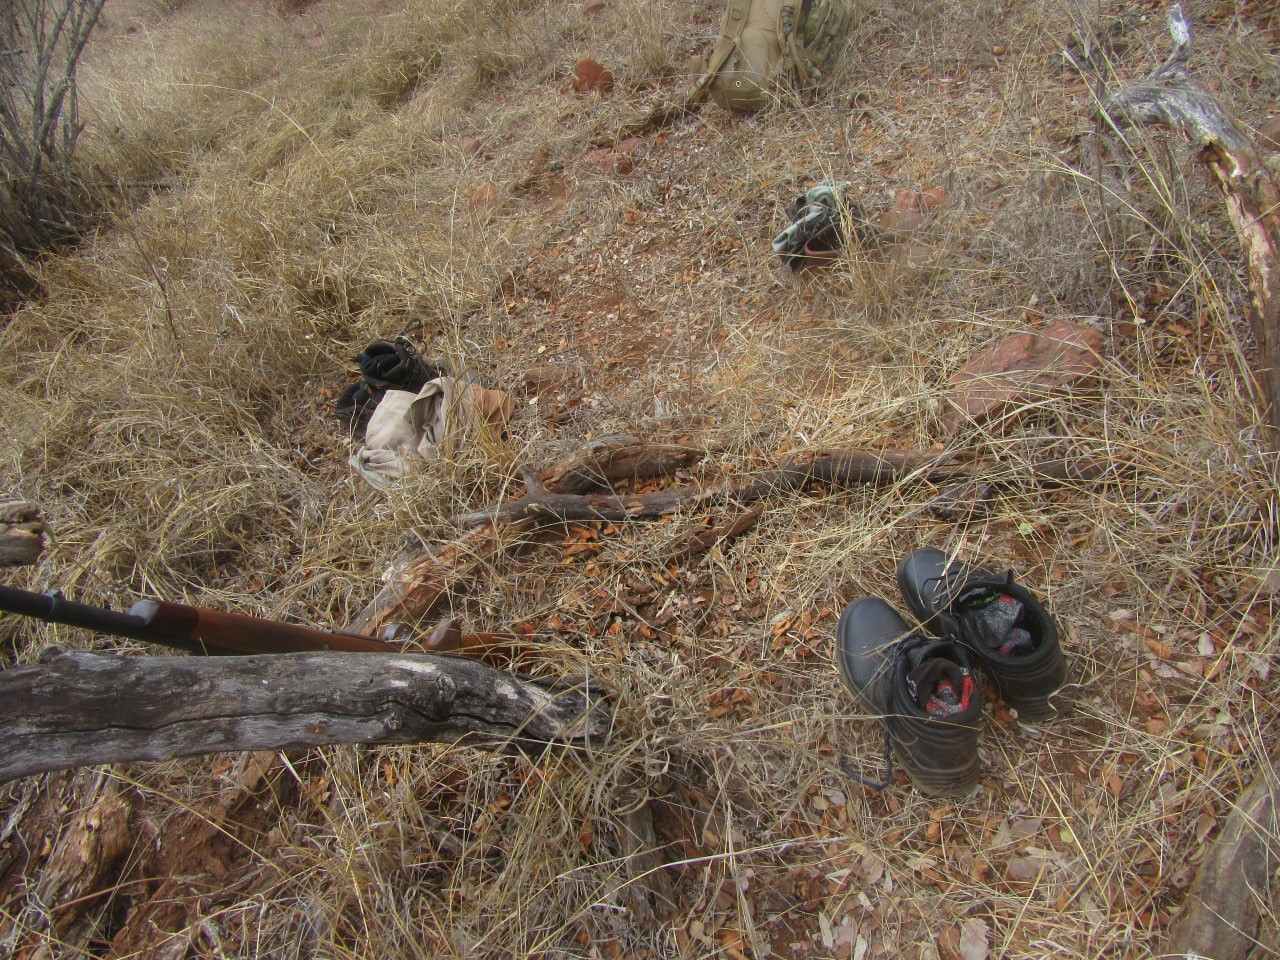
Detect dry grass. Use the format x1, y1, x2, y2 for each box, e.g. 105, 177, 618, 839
1, 0, 1278, 957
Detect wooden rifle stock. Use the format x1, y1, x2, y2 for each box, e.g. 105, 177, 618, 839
128, 598, 398, 655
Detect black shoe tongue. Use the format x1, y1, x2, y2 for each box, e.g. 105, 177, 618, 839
905, 642, 966, 712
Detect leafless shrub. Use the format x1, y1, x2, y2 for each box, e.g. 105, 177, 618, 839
0, 0, 106, 288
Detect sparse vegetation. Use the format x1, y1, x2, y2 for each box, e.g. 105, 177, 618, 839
0, 0, 108, 295
0, 0, 1278, 957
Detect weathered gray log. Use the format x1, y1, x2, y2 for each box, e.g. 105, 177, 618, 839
1101, 2, 1280, 445
0, 648, 610, 784
1158, 758, 1280, 960
0, 500, 46, 567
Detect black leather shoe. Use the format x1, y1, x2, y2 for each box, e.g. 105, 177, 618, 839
897, 548, 1067, 720
836, 596, 982, 797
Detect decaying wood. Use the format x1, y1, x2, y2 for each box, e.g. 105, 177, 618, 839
1160, 758, 1280, 960
31, 778, 131, 939
461, 449, 961, 528
459, 448, 1128, 529
927, 453, 1128, 519
0, 648, 610, 784
617, 800, 675, 924
0, 500, 46, 567
357, 439, 1122, 639
539, 435, 710, 494
349, 520, 528, 641
1099, 10, 1280, 954
1101, 2, 1280, 445
106, 751, 276, 960
658, 503, 763, 565
351, 438, 713, 637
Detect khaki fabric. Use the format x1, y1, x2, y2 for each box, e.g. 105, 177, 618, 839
351, 378, 515, 490
699, 0, 852, 113
708, 0, 785, 112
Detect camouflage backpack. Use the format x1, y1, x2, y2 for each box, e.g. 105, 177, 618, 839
696, 0, 853, 112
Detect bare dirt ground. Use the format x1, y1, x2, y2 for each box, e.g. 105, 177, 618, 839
1, 0, 1279, 957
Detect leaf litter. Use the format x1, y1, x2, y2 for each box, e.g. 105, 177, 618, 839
0, 0, 1279, 957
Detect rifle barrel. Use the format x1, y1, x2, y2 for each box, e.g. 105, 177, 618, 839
0, 584, 396, 656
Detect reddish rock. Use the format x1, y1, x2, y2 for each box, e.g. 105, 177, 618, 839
614, 136, 646, 156
521, 365, 570, 395
461, 135, 482, 156
584, 147, 632, 175
944, 320, 1104, 432
582, 0, 608, 16
879, 190, 925, 239
921, 186, 950, 209
571, 58, 614, 94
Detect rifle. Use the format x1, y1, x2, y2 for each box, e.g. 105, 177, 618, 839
0, 583, 425, 656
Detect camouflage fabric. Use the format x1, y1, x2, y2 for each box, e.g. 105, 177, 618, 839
782, 0, 854, 88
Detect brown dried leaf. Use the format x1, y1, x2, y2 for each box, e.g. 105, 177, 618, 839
959, 918, 989, 960
571, 58, 614, 93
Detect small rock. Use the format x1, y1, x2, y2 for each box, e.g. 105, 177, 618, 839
921, 186, 950, 209
460, 135, 482, 156
879, 190, 924, 239
584, 147, 632, 175
582, 0, 608, 15
571, 58, 614, 94
1258, 115, 1280, 153
944, 320, 1104, 433
614, 136, 646, 156
521, 365, 570, 395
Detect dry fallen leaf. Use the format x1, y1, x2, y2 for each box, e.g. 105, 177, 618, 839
959, 918, 989, 960
570, 58, 614, 93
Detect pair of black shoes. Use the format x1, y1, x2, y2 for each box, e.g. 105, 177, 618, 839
836, 548, 1068, 797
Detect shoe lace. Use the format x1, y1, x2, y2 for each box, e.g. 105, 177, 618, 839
840, 732, 893, 792
836, 638, 922, 793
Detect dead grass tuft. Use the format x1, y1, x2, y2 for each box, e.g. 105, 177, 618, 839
1, 0, 1278, 958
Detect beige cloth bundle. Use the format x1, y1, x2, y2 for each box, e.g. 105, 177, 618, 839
351, 378, 514, 490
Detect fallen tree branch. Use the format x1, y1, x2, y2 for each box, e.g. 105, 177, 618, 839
349, 520, 529, 641
1100, 2, 1280, 445
538, 435, 711, 494
0, 648, 610, 784
460, 449, 960, 528
458, 447, 1124, 529
356, 439, 1124, 636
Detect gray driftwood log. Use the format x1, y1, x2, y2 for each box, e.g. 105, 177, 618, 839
1159, 758, 1280, 960
0, 648, 610, 784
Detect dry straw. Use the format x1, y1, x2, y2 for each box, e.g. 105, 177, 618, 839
0, 0, 1277, 957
